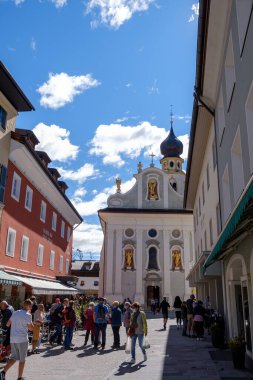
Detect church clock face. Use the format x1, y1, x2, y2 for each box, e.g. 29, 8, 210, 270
125, 228, 134, 238
172, 229, 181, 238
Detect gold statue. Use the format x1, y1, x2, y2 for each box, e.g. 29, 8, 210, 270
125, 248, 134, 269
172, 249, 182, 270
148, 179, 159, 200
116, 177, 121, 193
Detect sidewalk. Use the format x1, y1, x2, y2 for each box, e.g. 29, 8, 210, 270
1, 313, 253, 379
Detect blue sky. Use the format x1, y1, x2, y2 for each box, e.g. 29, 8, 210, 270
0, 0, 198, 258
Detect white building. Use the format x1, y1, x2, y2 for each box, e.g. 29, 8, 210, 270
98, 121, 194, 307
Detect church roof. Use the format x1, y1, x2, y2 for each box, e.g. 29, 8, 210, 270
99, 208, 192, 214
160, 125, 184, 158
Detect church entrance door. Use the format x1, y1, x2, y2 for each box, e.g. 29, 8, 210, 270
146, 285, 160, 308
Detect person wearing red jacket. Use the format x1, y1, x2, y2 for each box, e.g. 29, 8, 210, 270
83, 302, 95, 346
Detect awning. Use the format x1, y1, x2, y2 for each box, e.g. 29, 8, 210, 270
0, 270, 22, 286
203, 179, 253, 271
13, 275, 78, 295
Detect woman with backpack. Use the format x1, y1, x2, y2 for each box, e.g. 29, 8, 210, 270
128, 302, 148, 364
83, 302, 95, 346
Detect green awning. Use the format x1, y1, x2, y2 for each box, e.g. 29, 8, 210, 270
203, 179, 253, 271
0, 270, 22, 286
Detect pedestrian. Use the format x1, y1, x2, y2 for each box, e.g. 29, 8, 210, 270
159, 297, 170, 330
31, 304, 44, 353
30, 296, 38, 321
181, 301, 188, 336
193, 300, 205, 340
128, 302, 148, 364
83, 302, 95, 346
150, 298, 156, 314
93, 297, 109, 350
49, 298, 63, 345
111, 301, 122, 349
64, 300, 76, 350
173, 296, 182, 329
0, 299, 34, 380
186, 294, 196, 337
123, 302, 131, 335
0, 300, 14, 348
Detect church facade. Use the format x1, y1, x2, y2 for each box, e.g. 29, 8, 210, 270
98, 123, 194, 307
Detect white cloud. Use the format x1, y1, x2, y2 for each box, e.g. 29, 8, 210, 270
174, 114, 191, 124
86, 0, 155, 29
33, 123, 79, 162
73, 187, 87, 199
73, 222, 103, 254
72, 178, 136, 216
148, 79, 159, 95
125, 83, 132, 88
31, 37, 36, 51
89, 121, 189, 167
188, 2, 199, 22
57, 163, 99, 184
52, 0, 67, 8
14, 0, 25, 5
37, 72, 100, 109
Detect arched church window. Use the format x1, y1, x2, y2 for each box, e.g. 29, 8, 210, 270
177, 161, 181, 170
147, 179, 159, 200
169, 161, 174, 168
148, 247, 159, 270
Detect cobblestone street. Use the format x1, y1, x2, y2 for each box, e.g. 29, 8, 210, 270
1, 314, 253, 380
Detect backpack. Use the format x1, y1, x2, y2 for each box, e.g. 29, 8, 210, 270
97, 304, 106, 322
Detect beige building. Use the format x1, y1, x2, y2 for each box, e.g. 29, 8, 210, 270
185, 0, 253, 364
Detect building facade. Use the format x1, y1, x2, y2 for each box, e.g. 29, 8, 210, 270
185, 0, 253, 363
71, 260, 99, 297
0, 128, 83, 303
99, 123, 194, 307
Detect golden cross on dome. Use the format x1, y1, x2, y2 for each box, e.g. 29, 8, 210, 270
149, 152, 156, 167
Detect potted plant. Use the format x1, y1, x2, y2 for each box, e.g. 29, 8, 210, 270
228, 336, 246, 369
210, 323, 225, 348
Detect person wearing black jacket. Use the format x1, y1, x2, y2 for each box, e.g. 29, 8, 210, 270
159, 297, 170, 330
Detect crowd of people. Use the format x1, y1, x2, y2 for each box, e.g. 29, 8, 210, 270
0, 296, 148, 379
155, 294, 212, 340
0, 293, 213, 380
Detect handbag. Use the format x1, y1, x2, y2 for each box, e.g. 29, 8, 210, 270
128, 326, 135, 337
125, 336, 131, 354
143, 336, 150, 349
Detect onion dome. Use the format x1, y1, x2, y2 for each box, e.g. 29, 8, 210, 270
160, 125, 183, 158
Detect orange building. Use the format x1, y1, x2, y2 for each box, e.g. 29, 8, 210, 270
0, 128, 82, 305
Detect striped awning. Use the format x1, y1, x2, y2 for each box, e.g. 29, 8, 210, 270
203, 179, 253, 271
0, 270, 22, 286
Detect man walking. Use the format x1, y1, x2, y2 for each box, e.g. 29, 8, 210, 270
0, 301, 14, 348
49, 298, 63, 345
186, 294, 196, 337
0, 299, 34, 380
159, 297, 170, 330
94, 297, 109, 349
